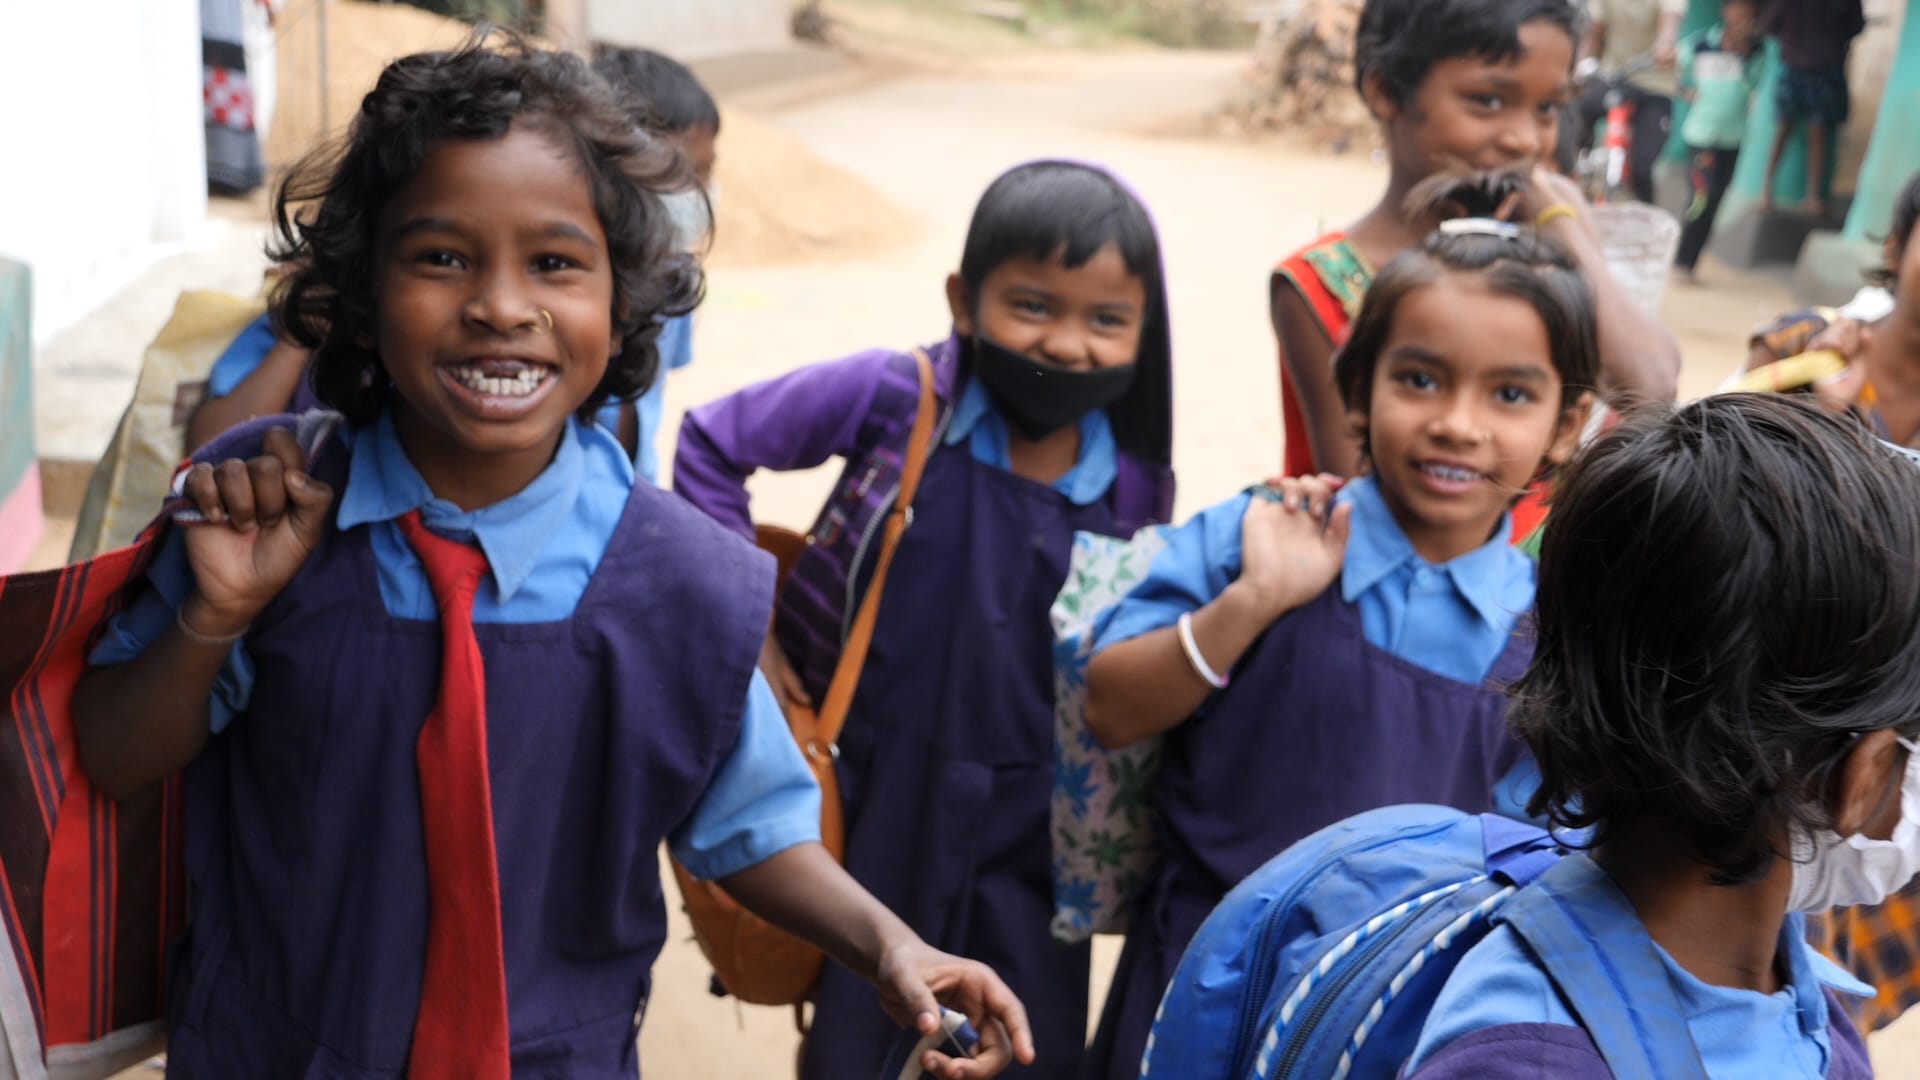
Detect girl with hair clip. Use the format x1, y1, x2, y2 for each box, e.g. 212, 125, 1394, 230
70, 35, 1032, 1079
1079, 176, 1597, 1079
1271, 0, 1679, 485
1404, 393, 1920, 1079
674, 160, 1176, 1080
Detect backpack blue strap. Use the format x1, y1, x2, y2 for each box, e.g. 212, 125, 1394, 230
1497, 856, 1709, 1080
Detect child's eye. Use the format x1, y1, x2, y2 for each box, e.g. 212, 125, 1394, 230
1014, 298, 1050, 317
415, 250, 465, 270
1093, 312, 1130, 330
532, 254, 578, 273
1396, 370, 1439, 392
1495, 385, 1537, 406
1469, 94, 1505, 111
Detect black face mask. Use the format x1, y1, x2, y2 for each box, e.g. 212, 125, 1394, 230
970, 336, 1137, 441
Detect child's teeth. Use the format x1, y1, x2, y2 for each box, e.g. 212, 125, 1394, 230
451, 364, 546, 398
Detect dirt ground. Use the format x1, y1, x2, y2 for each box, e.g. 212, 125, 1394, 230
61, 6, 1920, 1076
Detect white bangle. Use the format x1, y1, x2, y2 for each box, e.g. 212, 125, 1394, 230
1176, 612, 1230, 689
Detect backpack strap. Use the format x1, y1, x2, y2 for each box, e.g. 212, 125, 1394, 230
804, 349, 937, 751
1497, 856, 1710, 1080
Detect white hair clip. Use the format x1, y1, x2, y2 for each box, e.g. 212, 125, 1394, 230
1439, 218, 1524, 240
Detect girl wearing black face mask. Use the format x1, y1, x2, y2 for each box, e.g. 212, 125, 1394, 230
674, 161, 1175, 1080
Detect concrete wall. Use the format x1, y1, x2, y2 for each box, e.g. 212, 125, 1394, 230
582, 0, 791, 59
0, 0, 207, 344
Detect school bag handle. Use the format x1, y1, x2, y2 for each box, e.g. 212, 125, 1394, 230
800, 347, 938, 754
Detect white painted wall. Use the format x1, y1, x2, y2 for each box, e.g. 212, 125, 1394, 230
584, 0, 791, 59
0, 0, 208, 342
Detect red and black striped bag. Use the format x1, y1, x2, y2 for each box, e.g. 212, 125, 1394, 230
0, 529, 184, 1078
0, 413, 336, 1077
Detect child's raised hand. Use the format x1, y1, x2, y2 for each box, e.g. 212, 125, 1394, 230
178, 427, 334, 638
1233, 475, 1352, 625
875, 941, 1036, 1079
1508, 166, 1597, 240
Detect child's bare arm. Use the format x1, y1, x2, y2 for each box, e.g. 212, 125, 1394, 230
1522, 167, 1682, 407
720, 844, 1036, 1079
73, 428, 332, 799
186, 340, 313, 452
1272, 283, 1363, 477
1086, 477, 1351, 750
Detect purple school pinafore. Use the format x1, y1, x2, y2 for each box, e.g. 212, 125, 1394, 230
161, 431, 775, 1078
798, 442, 1127, 1080
1081, 585, 1532, 1080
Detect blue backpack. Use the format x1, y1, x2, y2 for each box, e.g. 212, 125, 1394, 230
1140, 805, 1711, 1080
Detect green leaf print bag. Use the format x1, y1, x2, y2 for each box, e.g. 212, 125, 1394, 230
1049, 524, 1171, 944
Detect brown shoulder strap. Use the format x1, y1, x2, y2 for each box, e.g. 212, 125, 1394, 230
812, 349, 938, 747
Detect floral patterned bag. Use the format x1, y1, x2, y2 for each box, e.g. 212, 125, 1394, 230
1049, 524, 1171, 943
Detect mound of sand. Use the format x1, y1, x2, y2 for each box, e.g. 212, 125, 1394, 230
706, 107, 920, 268
264, 1, 914, 267
1211, 0, 1377, 153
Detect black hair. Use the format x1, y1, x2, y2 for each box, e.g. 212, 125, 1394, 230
1868, 169, 1920, 288
590, 45, 721, 135
957, 161, 1172, 466
270, 30, 700, 425
1334, 173, 1598, 434
1354, 0, 1586, 105
1516, 394, 1920, 886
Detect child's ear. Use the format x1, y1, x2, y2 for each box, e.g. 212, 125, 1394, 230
945, 273, 974, 338
1360, 70, 1400, 124
1345, 401, 1369, 447
1547, 391, 1596, 467
1832, 728, 1908, 838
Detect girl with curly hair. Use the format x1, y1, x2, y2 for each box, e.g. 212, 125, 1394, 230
70, 34, 1032, 1079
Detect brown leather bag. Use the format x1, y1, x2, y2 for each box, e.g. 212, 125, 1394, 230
669, 349, 939, 1014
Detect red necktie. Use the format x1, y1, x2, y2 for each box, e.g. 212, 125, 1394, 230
397, 510, 512, 1079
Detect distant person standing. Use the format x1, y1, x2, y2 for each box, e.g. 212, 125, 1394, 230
1760, 0, 1866, 218
1673, 0, 1762, 282
1579, 0, 1686, 203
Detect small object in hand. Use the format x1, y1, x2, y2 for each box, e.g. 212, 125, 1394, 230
879, 1008, 981, 1080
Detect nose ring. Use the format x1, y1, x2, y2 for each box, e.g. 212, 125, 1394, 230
538, 309, 553, 332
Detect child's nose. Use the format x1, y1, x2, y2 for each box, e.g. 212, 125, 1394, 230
463, 272, 543, 334
1431, 396, 1489, 443
1496, 113, 1545, 162
1037, 329, 1095, 369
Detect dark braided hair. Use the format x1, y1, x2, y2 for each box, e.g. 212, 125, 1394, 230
269, 29, 701, 424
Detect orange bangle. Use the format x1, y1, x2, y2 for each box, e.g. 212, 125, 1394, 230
1535, 204, 1578, 229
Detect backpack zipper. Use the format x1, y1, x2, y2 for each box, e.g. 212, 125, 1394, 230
1218, 822, 1455, 1074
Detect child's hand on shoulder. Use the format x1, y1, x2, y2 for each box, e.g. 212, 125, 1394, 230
875, 940, 1036, 1079
178, 427, 334, 639
1231, 474, 1352, 624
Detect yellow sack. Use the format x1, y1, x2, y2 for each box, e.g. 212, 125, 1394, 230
66, 291, 265, 562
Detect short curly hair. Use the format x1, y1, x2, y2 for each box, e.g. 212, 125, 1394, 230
1514, 394, 1920, 886
269, 30, 702, 425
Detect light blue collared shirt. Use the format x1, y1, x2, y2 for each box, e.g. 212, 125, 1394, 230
91, 411, 818, 881
596, 312, 694, 486
1091, 476, 1540, 820
1093, 476, 1534, 684
1407, 860, 1872, 1077
944, 378, 1119, 505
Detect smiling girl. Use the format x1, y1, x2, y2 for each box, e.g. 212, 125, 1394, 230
69, 37, 1032, 1079
1272, 0, 1677, 481
1079, 190, 1598, 1078
674, 161, 1176, 1079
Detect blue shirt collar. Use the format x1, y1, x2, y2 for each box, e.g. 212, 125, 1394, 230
1337, 475, 1525, 630
337, 411, 625, 602
943, 377, 1118, 505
